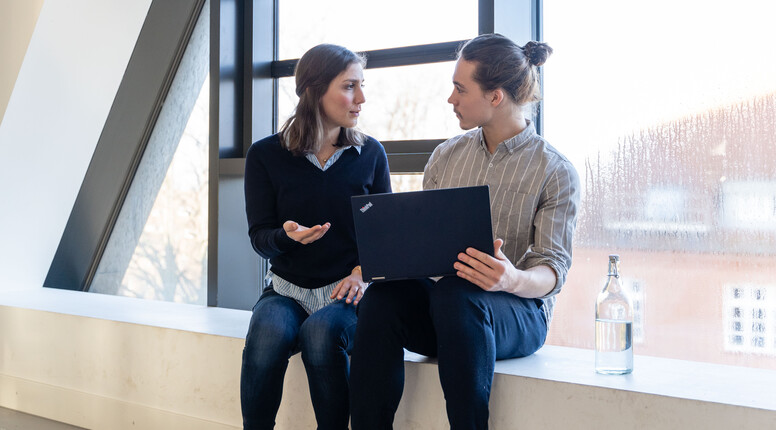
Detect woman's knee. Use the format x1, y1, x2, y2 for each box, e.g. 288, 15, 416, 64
244, 299, 305, 364
298, 309, 354, 365
244, 320, 298, 366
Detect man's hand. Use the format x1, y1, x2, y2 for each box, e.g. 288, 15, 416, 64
283, 220, 330, 244
454, 239, 518, 293
454, 239, 558, 297
331, 266, 368, 305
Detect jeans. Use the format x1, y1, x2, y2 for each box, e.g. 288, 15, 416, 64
240, 287, 357, 430
349, 276, 547, 430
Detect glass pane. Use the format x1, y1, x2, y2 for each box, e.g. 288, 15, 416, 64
543, 0, 776, 369
278, 62, 462, 141
90, 6, 209, 305
278, 0, 477, 60
391, 173, 423, 193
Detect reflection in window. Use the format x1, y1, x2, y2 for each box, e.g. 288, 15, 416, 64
722, 181, 776, 231
278, 62, 462, 141
543, 0, 776, 369
723, 284, 775, 355
89, 3, 209, 304
622, 278, 646, 343
278, 0, 476, 59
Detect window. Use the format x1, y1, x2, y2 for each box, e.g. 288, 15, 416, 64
543, 0, 776, 369
390, 173, 424, 193
273, 0, 486, 175
90, 4, 209, 304
277, 0, 477, 60
278, 62, 461, 141
724, 284, 775, 355
623, 278, 646, 343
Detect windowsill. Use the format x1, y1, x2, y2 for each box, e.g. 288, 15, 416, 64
0, 287, 250, 339
2, 287, 776, 413
409, 347, 776, 412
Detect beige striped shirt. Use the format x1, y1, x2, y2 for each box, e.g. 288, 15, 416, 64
423, 122, 580, 323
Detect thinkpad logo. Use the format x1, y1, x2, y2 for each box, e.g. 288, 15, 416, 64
360, 202, 373, 213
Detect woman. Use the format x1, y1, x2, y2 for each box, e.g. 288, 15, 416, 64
241, 44, 391, 430
349, 34, 580, 430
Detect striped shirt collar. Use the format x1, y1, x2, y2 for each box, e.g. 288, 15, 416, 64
279, 132, 363, 155
280, 133, 362, 170
476, 120, 537, 154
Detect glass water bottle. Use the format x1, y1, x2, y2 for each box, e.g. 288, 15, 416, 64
595, 254, 633, 374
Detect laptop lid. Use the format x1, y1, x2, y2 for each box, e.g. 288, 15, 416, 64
351, 185, 493, 282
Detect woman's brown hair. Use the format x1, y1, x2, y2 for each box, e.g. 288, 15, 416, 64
280, 44, 367, 156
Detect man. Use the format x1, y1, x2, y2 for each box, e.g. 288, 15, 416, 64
349, 33, 580, 430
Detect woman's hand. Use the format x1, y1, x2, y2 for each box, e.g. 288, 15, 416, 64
283, 220, 330, 244
331, 266, 368, 305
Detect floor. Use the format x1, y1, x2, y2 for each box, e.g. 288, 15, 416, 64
0, 407, 84, 430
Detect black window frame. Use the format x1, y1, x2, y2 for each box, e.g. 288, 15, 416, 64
218, 0, 543, 172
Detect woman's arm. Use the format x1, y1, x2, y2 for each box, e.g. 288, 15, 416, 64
244, 142, 301, 259
371, 140, 392, 194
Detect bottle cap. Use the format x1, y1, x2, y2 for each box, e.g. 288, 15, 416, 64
608, 254, 620, 261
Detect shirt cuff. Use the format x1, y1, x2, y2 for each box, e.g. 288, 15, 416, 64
517, 250, 568, 298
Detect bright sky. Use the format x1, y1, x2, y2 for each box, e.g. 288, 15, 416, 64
279, 0, 776, 178
279, 0, 477, 59
543, 0, 776, 174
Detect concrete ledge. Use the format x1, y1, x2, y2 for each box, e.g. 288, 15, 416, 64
1, 288, 776, 429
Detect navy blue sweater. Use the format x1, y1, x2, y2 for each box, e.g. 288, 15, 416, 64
244, 133, 391, 289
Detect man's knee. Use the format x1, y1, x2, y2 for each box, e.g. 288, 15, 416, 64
358, 280, 413, 320
430, 277, 488, 317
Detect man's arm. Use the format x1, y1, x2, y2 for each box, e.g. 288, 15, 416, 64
455, 160, 580, 298
454, 239, 557, 297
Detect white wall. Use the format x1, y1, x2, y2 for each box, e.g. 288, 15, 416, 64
0, 0, 44, 123
0, 0, 152, 291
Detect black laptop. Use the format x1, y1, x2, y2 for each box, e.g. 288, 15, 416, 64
351, 185, 493, 282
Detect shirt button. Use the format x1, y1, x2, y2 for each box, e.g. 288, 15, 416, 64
489, 163, 493, 168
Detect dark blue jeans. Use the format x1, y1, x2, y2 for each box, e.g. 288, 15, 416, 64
349, 276, 547, 430
240, 287, 357, 430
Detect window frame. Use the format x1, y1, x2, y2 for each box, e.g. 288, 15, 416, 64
218, 0, 542, 169
211, 0, 541, 307
44, 0, 208, 293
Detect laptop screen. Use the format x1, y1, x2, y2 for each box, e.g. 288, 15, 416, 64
351, 185, 493, 282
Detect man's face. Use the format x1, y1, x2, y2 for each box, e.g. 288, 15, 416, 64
447, 59, 494, 130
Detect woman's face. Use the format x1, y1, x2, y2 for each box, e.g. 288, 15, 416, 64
320, 62, 366, 130
447, 59, 494, 130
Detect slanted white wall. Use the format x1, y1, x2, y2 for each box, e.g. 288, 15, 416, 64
0, 0, 44, 123
0, 0, 152, 291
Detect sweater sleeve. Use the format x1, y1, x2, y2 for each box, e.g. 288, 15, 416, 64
244, 141, 300, 259
371, 139, 392, 194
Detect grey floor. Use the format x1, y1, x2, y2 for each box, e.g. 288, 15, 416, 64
0, 407, 84, 430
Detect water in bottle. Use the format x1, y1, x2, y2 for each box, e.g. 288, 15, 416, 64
595, 255, 633, 374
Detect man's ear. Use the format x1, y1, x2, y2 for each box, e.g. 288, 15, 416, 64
490, 88, 505, 107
